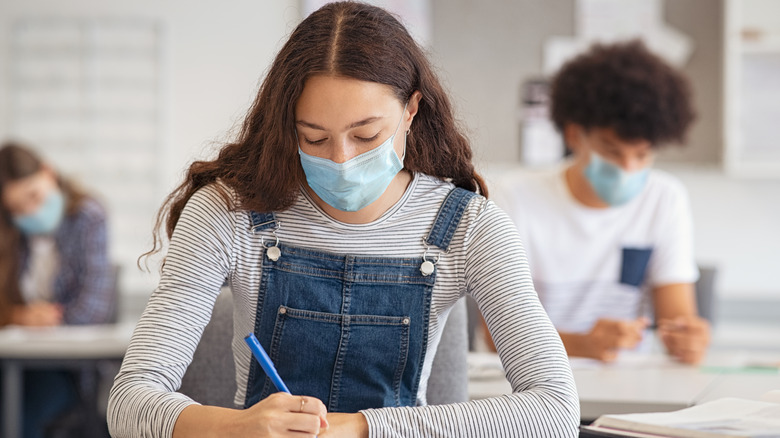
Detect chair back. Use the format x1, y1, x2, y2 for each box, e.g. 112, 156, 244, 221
105, 263, 121, 324
695, 265, 718, 324
179, 289, 237, 408
427, 297, 469, 405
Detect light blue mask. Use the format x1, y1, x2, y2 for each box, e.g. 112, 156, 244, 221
298, 105, 406, 212
13, 190, 66, 235
584, 152, 649, 206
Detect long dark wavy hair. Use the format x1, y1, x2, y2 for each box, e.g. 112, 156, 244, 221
145, 1, 487, 263
0, 141, 87, 325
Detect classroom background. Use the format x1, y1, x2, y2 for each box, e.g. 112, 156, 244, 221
0, 0, 778, 378
1, 0, 779, 436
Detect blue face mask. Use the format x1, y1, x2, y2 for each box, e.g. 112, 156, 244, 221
13, 190, 66, 235
298, 105, 407, 212
584, 152, 649, 206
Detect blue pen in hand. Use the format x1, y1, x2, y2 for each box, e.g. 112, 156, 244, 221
245, 333, 325, 436
244, 333, 291, 393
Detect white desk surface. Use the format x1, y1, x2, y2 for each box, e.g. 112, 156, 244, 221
0, 322, 135, 360
571, 355, 722, 419
468, 349, 780, 421
697, 373, 780, 404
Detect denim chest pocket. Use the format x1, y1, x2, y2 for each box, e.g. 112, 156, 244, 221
265, 306, 411, 411
620, 247, 653, 288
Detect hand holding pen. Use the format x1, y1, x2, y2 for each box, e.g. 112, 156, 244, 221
244, 333, 329, 436
658, 315, 710, 365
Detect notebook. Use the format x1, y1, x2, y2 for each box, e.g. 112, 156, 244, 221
580, 392, 780, 438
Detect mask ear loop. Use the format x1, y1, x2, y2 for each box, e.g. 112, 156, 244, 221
401, 129, 409, 162
396, 102, 409, 162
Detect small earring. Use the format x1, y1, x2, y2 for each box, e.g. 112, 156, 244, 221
406, 129, 410, 135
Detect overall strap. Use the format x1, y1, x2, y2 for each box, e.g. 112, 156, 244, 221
248, 211, 278, 233
424, 187, 477, 251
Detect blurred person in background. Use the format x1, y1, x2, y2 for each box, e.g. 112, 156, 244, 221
0, 141, 115, 438
489, 41, 710, 365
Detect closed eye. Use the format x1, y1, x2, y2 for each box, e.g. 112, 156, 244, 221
356, 133, 380, 143
303, 137, 327, 145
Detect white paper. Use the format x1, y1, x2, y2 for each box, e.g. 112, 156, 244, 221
595, 398, 780, 437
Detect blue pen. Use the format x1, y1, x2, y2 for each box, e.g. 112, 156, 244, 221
244, 333, 291, 393
245, 333, 323, 437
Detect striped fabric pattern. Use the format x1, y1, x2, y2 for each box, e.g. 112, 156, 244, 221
107, 173, 579, 437
535, 281, 648, 334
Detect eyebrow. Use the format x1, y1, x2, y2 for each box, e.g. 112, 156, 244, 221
296, 116, 384, 131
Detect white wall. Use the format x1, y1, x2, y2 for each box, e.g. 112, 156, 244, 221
0, 0, 300, 167
662, 164, 780, 300
0, 0, 299, 293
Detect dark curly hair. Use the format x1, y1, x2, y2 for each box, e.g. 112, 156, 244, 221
550, 40, 695, 147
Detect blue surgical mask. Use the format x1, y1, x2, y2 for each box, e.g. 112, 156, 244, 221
13, 190, 66, 235
298, 104, 407, 212
584, 152, 649, 206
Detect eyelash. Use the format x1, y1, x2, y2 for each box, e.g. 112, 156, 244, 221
303, 133, 380, 145
358, 133, 380, 142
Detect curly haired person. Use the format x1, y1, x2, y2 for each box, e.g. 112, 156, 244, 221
490, 40, 710, 364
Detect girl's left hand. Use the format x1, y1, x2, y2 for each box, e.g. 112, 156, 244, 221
319, 413, 368, 438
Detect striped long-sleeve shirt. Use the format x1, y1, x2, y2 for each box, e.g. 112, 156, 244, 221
107, 173, 579, 437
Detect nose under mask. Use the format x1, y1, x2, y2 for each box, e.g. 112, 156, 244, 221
298, 104, 407, 212
583, 152, 649, 206
13, 190, 66, 235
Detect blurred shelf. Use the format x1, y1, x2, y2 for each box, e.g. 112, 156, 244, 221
740, 38, 780, 53
724, 0, 780, 179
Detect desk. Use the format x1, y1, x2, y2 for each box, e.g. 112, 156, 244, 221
0, 323, 134, 438
468, 350, 780, 421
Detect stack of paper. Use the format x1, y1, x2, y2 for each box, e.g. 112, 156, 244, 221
581, 396, 780, 438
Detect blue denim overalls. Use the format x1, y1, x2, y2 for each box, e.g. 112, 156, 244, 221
243, 187, 476, 413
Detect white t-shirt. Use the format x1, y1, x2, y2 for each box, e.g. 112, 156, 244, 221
492, 166, 699, 334
20, 236, 59, 303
